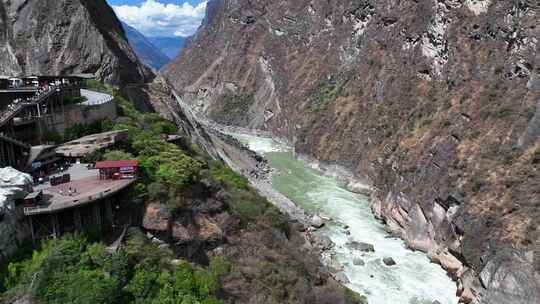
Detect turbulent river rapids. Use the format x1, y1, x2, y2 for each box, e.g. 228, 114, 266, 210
231, 133, 459, 304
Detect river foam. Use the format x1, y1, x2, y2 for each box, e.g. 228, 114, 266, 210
233, 133, 458, 304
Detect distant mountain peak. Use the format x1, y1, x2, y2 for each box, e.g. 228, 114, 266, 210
147, 36, 188, 61
121, 21, 170, 71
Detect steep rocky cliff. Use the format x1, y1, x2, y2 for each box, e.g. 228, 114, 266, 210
0, 0, 151, 85
162, 0, 540, 303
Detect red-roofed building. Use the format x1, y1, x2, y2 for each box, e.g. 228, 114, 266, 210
95, 160, 138, 180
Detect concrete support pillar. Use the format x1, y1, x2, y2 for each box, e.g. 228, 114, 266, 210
37, 120, 44, 145
51, 214, 60, 239
0, 141, 5, 167
6, 142, 14, 167
93, 204, 101, 229
60, 90, 65, 122
105, 200, 113, 226
9, 121, 15, 137
49, 98, 54, 125
35, 104, 43, 144
10, 143, 15, 166
74, 209, 82, 230
3, 141, 9, 167
29, 216, 36, 245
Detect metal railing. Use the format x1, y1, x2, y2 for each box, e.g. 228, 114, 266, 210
0, 86, 58, 127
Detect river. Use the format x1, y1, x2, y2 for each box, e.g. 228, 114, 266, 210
232, 133, 459, 304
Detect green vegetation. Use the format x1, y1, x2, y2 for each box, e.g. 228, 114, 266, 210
110, 94, 292, 230
212, 92, 254, 124
311, 76, 346, 111
346, 288, 368, 304
108, 96, 202, 210
64, 118, 115, 142
104, 150, 135, 161
83, 79, 111, 94
43, 129, 63, 144
1, 231, 229, 304
209, 160, 249, 191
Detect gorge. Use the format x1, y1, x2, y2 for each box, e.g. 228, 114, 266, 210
0, 0, 538, 303
233, 133, 459, 304
161, 0, 540, 303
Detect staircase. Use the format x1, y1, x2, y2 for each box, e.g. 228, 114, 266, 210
0, 86, 58, 127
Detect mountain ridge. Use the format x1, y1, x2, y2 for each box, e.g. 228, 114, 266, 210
148, 36, 187, 60
121, 21, 170, 70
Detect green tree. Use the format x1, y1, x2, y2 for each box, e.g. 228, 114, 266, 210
104, 150, 135, 161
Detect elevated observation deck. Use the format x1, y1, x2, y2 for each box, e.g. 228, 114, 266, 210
24, 164, 136, 216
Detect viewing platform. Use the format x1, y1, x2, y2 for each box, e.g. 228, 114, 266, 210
24, 175, 136, 216
23, 161, 138, 242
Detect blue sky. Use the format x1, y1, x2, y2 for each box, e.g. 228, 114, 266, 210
107, 0, 207, 37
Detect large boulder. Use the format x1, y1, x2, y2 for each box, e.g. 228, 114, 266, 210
0, 168, 33, 263
311, 215, 325, 228
0, 167, 33, 200
172, 223, 195, 244
311, 234, 334, 250
383, 257, 397, 266
142, 203, 171, 232
334, 272, 350, 284
345, 241, 375, 252
194, 214, 224, 243
353, 257, 365, 266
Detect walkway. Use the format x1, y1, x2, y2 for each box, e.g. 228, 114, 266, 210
0, 86, 58, 127
80, 89, 113, 106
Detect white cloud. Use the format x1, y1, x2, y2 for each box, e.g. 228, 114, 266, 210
112, 0, 207, 37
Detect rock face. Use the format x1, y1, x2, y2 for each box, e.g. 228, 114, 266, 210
0, 0, 151, 85
162, 0, 540, 303
0, 168, 33, 262
142, 202, 171, 233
